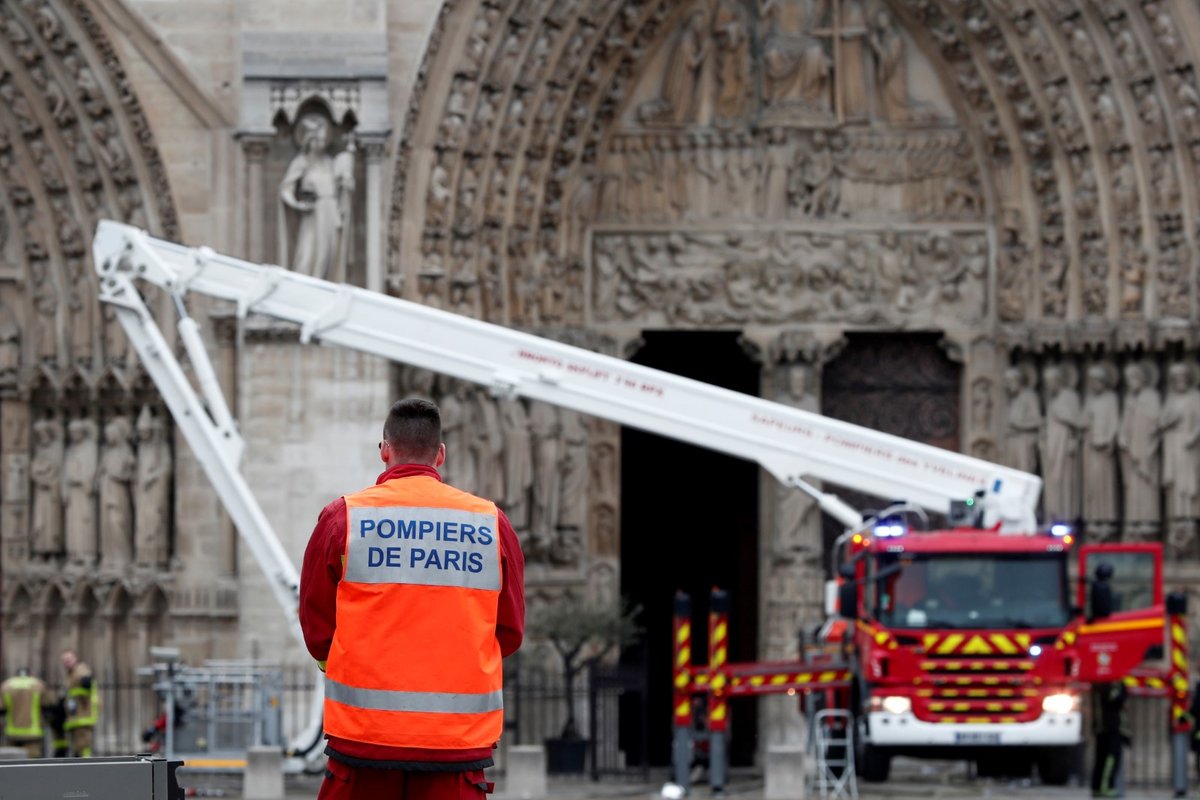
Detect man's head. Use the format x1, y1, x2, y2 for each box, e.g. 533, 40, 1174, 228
381, 398, 446, 469
61, 649, 78, 672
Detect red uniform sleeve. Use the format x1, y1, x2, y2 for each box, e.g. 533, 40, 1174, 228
495, 509, 525, 658
299, 497, 346, 664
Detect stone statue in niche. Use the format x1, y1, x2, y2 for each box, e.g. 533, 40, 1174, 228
97, 416, 135, 570
868, 8, 918, 122
1002, 365, 1041, 474
63, 417, 99, 566
0, 306, 18, 385
438, 376, 470, 489
774, 364, 819, 563
1082, 363, 1120, 540
280, 114, 355, 281
529, 402, 562, 553
30, 418, 65, 559
839, 0, 870, 119
1041, 364, 1085, 523
500, 396, 533, 529
1119, 361, 1162, 539
557, 411, 589, 531
638, 8, 709, 124
1159, 363, 1200, 556
134, 407, 171, 568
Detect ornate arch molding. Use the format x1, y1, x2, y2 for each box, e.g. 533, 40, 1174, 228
0, 0, 179, 391
390, 0, 1200, 337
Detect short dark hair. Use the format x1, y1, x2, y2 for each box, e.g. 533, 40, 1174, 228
383, 398, 442, 463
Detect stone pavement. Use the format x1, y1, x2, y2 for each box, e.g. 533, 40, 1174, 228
178, 759, 1187, 799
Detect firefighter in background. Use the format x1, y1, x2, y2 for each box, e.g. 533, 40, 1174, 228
1091, 680, 1129, 798
0, 667, 47, 757
60, 649, 98, 757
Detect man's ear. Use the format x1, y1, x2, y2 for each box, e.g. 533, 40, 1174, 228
379, 440, 390, 464
435, 442, 446, 468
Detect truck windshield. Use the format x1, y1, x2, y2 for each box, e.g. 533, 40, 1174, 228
874, 553, 1069, 630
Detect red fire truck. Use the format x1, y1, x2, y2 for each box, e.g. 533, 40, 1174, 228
839, 522, 1177, 785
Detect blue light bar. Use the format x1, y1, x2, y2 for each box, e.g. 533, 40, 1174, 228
873, 523, 906, 538
1049, 523, 1072, 537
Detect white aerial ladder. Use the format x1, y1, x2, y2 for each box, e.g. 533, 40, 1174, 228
92, 220, 1043, 769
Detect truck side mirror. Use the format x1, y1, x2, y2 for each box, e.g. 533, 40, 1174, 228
839, 580, 859, 620
1090, 576, 1114, 621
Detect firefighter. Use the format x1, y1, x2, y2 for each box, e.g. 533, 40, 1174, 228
60, 649, 98, 757
0, 667, 47, 757
1091, 680, 1128, 798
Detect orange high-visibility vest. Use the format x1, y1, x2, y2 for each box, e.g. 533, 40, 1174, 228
325, 475, 504, 750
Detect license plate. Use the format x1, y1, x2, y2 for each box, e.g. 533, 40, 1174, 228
954, 732, 1001, 744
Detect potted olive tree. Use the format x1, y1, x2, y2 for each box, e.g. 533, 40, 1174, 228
528, 594, 641, 774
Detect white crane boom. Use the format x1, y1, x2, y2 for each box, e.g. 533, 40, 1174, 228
94, 220, 1041, 539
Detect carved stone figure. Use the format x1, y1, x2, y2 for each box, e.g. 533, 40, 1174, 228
558, 411, 589, 531
774, 364, 819, 563
134, 408, 171, 567
713, 0, 751, 121
470, 388, 504, 501
1042, 364, 1085, 522
839, 0, 870, 119
868, 9, 912, 121
64, 418, 99, 565
1159, 364, 1200, 529
638, 9, 708, 124
0, 307, 18, 384
439, 377, 470, 489
280, 115, 353, 280
1082, 363, 1120, 539
500, 397, 533, 529
30, 419, 65, 559
1002, 366, 1041, 474
98, 416, 135, 570
529, 402, 562, 552
1119, 362, 1162, 538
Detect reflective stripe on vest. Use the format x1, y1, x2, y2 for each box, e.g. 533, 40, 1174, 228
65, 680, 98, 729
325, 677, 503, 714
325, 475, 504, 751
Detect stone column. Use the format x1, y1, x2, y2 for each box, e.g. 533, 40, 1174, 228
941, 332, 1002, 464
241, 137, 272, 263
1, 399, 31, 567
362, 138, 388, 293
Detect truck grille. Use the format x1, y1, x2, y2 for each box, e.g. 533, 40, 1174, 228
913, 656, 1043, 723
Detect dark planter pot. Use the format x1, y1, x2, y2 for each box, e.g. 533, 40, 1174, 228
544, 736, 588, 774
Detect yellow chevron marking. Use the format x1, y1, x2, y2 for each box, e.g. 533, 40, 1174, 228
749, 676, 763, 687
676, 701, 691, 717
985, 703, 1003, 712
1174, 650, 1188, 671
920, 661, 936, 670
942, 690, 959, 698
983, 677, 999, 685
797, 673, 812, 684
1148, 678, 1165, 689
969, 662, 987, 671
1175, 676, 1189, 692
965, 717, 990, 724
1122, 676, 1138, 687
677, 623, 691, 645
923, 634, 940, 650
937, 634, 966, 654
956, 678, 972, 685
968, 690, 988, 698
1063, 631, 1077, 645
917, 689, 934, 697
1023, 689, 1039, 697
771, 674, 788, 685
990, 634, 1019, 654
711, 705, 727, 721
1173, 624, 1187, 644
999, 717, 1017, 724
1015, 634, 1031, 649
961, 635, 995, 655
712, 650, 727, 668
819, 671, 837, 683
1012, 703, 1028, 712
875, 632, 890, 645
714, 621, 728, 642
930, 702, 946, 711
675, 674, 689, 689
695, 675, 709, 686
677, 647, 691, 667
939, 718, 957, 724
952, 703, 970, 711
997, 689, 1013, 697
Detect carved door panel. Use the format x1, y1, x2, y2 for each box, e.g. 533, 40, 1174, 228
820, 333, 961, 560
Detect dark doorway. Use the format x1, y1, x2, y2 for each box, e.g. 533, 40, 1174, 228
619, 331, 760, 767
819, 333, 962, 568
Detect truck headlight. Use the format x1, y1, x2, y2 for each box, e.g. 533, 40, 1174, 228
872, 695, 911, 715
1042, 693, 1079, 715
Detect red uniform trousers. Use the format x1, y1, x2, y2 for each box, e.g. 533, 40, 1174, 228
317, 759, 492, 800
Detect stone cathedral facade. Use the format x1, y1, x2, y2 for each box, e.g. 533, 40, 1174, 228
1, 0, 1200, 753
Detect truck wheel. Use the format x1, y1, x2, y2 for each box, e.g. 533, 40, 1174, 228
857, 744, 891, 783
1036, 749, 1072, 786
